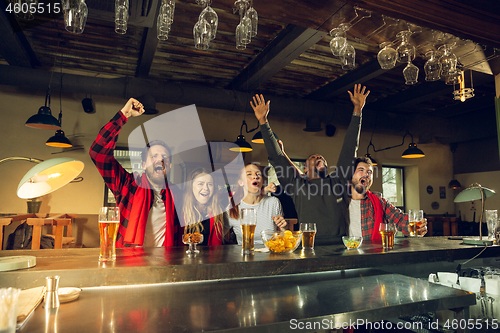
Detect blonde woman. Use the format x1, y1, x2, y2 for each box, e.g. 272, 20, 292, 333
226, 163, 287, 244
181, 168, 225, 245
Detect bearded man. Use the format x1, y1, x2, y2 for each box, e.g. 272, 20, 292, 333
90, 98, 180, 248
348, 157, 427, 239
252, 84, 369, 245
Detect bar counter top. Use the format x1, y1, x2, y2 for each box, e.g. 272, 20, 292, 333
1, 237, 499, 289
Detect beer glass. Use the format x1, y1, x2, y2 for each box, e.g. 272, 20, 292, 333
486, 210, 498, 239
0, 288, 20, 333
379, 223, 396, 249
240, 208, 256, 254
300, 223, 317, 249
115, 0, 129, 34
98, 207, 120, 262
408, 209, 424, 237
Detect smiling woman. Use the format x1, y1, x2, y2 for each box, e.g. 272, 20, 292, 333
181, 168, 225, 246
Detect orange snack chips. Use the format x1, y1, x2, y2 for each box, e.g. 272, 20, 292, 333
265, 230, 297, 253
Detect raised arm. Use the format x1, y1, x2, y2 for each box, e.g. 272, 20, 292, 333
337, 84, 370, 178
251, 95, 298, 184
89, 98, 145, 200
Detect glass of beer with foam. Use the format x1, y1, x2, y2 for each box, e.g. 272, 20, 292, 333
300, 223, 317, 249
98, 207, 120, 262
240, 208, 257, 254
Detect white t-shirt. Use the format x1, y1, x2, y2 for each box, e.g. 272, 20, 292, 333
143, 188, 167, 247
225, 196, 283, 244
348, 199, 362, 237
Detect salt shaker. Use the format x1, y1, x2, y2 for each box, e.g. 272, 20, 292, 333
44, 276, 60, 309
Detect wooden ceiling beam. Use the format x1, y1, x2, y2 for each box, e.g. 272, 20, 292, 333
135, 1, 161, 78
306, 58, 402, 101
226, 24, 326, 91
0, 2, 39, 67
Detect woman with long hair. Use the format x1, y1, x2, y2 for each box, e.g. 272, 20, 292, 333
181, 168, 225, 245
226, 163, 287, 244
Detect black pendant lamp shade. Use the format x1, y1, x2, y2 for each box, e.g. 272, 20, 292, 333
26, 90, 61, 130
401, 142, 425, 158
46, 129, 72, 148
251, 131, 279, 144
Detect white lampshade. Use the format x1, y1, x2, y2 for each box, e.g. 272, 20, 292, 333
17, 158, 84, 199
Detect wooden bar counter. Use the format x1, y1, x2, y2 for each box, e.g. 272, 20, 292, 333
1, 237, 499, 289
1, 237, 498, 333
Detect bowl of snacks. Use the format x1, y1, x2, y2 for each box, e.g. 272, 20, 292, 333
261, 230, 302, 254
342, 236, 363, 249
182, 232, 204, 255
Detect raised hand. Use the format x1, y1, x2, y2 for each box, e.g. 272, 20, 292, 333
250, 94, 270, 125
347, 84, 370, 115
121, 98, 145, 118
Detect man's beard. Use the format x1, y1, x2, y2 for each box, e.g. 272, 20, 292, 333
145, 165, 167, 188
352, 178, 369, 195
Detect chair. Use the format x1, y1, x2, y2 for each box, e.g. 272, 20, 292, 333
0, 213, 76, 250
286, 218, 298, 231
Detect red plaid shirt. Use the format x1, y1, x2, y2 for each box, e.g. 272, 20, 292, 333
89, 111, 179, 247
359, 192, 409, 240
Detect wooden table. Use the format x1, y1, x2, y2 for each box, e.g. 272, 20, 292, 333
0, 213, 76, 250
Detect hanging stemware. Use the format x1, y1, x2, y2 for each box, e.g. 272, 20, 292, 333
246, 2, 258, 37
438, 44, 458, 82
199, 5, 218, 40
396, 30, 415, 63
377, 42, 397, 70
157, 0, 175, 41
403, 60, 419, 85
235, 22, 246, 50
193, 18, 211, 50
423, 51, 441, 81
329, 24, 348, 56
340, 43, 356, 70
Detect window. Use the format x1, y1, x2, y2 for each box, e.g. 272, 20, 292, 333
382, 166, 405, 210
104, 148, 143, 206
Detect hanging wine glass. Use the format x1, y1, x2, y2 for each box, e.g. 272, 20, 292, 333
194, 18, 211, 50
377, 42, 397, 69
235, 22, 246, 50
438, 44, 457, 80
424, 51, 441, 81
241, 10, 252, 44
200, 5, 218, 40
329, 24, 348, 56
340, 43, 356, 70
403, 60, 419, 85
396, 30, 415, 63
246, 0, 258, 37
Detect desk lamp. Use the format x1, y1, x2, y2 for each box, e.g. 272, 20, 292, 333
0, 157, 84, 212
0, 157, 83, 271
454, 183, 496, 245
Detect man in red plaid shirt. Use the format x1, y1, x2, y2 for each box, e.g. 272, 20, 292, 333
348, 157, 427, 240
90, 98, 180, 248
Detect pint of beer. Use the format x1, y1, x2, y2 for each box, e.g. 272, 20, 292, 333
240, 208, 257, 254
408, 209, 424, 237
379, 223, 396, 249
99, 207, 120, 262
300, 223, 317, 249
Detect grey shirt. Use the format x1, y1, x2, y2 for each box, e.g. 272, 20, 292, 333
260, 115, 361, 245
